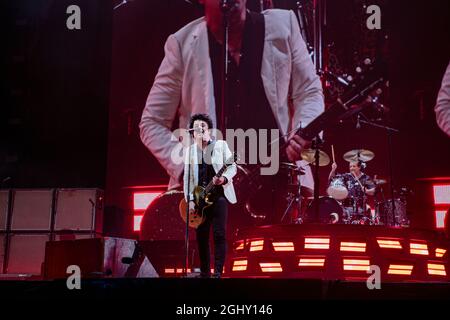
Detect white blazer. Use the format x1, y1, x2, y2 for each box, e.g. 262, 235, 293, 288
435, 61, 450, 137
183, 140, 237, 204
140, 9, 324, 189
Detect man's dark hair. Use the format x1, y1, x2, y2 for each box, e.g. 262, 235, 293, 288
189, 113, 213, 130
356, 160, 366, 170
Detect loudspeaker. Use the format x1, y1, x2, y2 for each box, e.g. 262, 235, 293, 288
7, 233, 50, 274
0, 234, 5, 273
11, 189, 54, 231
54, 189, 103, 233
44, 237, 158, 279
0, 190, 9, 231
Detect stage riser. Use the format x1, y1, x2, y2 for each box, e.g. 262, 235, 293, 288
227, 224, 450, 281
44, 237, 158, 279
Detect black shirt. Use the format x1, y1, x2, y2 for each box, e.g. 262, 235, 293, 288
208, 11, 278, 134
197, 143, 216, 188
343, 173, 375, 202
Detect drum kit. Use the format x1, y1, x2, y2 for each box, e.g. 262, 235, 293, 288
294, 146, 410, 227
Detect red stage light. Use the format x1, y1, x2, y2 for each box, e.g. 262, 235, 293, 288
433, 185, 450, 205
250, 239, 264, 252
435, 248, 447, 258
435, 210, 447, 229
133, 190, 164, 231
133, 192, 161, 211
410, 242, 429, 255
133, 215, 144, 232
340, 241, 366, 252
377, 239, 403, 249
427, 263, 446, 276
232, 260, 248, 272
304, 237, 330, 250
388, 264, 414, 275
234, 240, 245, 251
259, 262, 283, 272
272, 242, 295, 252
298, 257, 326, 267
343, 259, 370, 271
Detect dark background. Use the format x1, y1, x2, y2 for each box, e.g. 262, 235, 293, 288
2, 0, 111, 189
2, 0, 450, 233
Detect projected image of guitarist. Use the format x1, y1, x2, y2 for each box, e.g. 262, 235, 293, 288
182, 113, 237, 278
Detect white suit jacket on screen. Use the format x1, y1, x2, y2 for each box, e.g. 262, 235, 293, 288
140, 9, 324, 189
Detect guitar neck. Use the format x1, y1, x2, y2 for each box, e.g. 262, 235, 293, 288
243, 74, 384, 175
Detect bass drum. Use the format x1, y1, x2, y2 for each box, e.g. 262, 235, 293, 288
140, 190, 195, 241
327, 175, 348, 200
305, 196, 344, 224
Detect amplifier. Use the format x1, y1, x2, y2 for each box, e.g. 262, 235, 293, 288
54, 188, 103, 233
0, 190, 9, 231
6, 233, 50, 275
0, 234, 5, 273
10, 189, 54, 231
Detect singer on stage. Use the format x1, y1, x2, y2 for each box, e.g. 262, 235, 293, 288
184, 113, 237, 278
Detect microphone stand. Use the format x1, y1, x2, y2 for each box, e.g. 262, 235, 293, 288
358, 117, 399, 226
311, 136, 323, 223
184, 145, 191, 277
114, 0, 131, 10
219, 0, 236, 132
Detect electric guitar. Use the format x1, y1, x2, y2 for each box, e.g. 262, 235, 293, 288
179, 153, 238, 229
233, 61, 387, 220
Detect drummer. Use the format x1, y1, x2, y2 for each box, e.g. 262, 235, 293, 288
329, 160, 376, 210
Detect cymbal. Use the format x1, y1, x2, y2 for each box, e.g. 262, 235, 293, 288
301, 149, 330, 166
343, 149, 375, 162
281, 162, 298, 169
280, 162, 305, 175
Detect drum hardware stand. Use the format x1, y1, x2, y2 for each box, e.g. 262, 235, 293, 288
280, 191, 299, 224
358, 116, 399, 226
295, 1, 313, 54
312, 0, 325, 73
280, 167, 303, 224
351, 173, 367, 222
312, 136, 324, 223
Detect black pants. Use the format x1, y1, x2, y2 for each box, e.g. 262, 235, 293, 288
196, 196, 228, 276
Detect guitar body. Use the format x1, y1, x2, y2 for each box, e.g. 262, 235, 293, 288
179, 185, 213, 229
179, 153, 238, 229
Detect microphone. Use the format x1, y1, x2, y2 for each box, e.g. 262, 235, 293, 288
187, 127, 205, 133
113, 0, 134, 10
221, 0, 238, 12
